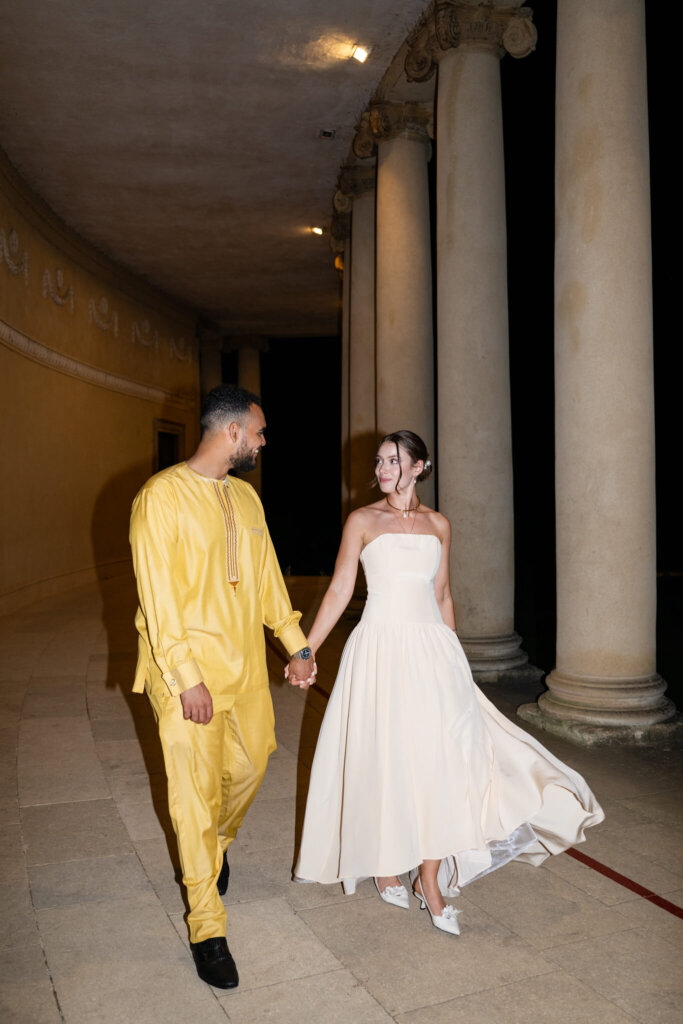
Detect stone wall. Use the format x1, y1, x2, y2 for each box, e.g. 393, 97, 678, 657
0, 149, 199, 613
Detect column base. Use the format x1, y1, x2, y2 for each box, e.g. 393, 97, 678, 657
517, 667, 680, 746
537, 669, 676, 725
460, 631, 536, 683
517, 701, 683, 748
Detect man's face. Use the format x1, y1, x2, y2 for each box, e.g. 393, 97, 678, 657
230, 404, 267, 471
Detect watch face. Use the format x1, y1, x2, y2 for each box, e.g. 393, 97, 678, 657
297, 647, 312, 660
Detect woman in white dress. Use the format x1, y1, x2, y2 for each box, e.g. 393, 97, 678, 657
291, 431, 604, 936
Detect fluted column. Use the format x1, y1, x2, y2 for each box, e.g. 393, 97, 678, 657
406, 3, 537, 679
357, 104, 435, 507
518, 0, 677, 743
337, 165, 377, 510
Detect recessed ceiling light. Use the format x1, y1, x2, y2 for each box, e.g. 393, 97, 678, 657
352, 45, 369, 63
311, 227, 324, 236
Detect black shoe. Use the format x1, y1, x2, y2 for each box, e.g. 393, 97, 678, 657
190, 937, 239, 989
217, 852, 230, 895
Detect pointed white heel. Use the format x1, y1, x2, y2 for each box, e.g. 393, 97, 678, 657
413, 880, 461, 936
374, 877, 410, 909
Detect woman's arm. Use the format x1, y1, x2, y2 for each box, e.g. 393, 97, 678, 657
433, 516, 457, 632
306, 510, 366, 653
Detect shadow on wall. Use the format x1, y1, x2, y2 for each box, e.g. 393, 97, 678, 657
91, 457, 151, 651
90, 453, 187, 904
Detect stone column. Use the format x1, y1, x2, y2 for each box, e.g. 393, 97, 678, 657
357, 104, 435, 507
340, 236, 351, 521
331, 207, 353, 521
237, 338, 265, 495
406, 3, 537, 679
518, 0, 677, 743
337, 165, 377, 510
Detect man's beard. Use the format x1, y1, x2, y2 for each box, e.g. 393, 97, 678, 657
231, 441, 258, 472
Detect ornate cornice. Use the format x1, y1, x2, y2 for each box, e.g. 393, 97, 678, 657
0, 319, 196, 410
405, 1, 537, 83
352, 103, 433, 159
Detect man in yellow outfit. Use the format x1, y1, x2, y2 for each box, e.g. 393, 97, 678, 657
130, 384, 315, 989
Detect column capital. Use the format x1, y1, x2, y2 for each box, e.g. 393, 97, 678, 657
336, 165, 376, 206
405, 1, 537, 83
353, 103, 433, 158
196, 318, 224, 351
329, 210, 351, 255
222, 334, 268, 353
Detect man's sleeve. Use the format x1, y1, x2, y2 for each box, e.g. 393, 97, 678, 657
258, 521, 308, 656
130, 483, 203, 696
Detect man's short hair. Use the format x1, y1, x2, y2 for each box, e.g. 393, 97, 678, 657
200, 384, 261, 435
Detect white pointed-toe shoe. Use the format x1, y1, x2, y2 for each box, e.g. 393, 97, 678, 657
413, 880, 461, 936
374, 877, 410, 909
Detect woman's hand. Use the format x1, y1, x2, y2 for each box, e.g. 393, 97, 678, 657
285, 658, 318, 689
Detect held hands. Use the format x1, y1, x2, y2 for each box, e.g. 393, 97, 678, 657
180, 681, 214, 724
285, 656, 317, 690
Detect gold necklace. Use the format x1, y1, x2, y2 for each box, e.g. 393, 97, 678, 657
385, 496, 421, 520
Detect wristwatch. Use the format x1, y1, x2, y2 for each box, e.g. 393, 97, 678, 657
293, 646, 312, 660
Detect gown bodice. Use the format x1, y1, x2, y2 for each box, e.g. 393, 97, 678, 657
360, 533, 443, 625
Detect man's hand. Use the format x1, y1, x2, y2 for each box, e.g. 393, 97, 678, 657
180, 682, 214, 724
285, 656, 317, 690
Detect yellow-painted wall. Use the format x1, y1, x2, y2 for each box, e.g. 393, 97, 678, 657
0, 149, 200, 613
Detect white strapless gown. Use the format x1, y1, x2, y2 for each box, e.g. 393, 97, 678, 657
295, 533, 604, 895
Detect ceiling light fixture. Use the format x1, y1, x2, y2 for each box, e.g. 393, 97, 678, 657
351, 45, 369, 63
311, 226, 324, 236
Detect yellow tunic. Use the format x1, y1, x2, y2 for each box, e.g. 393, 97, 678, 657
130, 462, 307, 708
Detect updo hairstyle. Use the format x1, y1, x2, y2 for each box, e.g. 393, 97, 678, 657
378, 430, 433, 482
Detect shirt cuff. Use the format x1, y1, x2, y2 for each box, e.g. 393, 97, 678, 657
161, 658, 203, 696
277, 624, 309, 659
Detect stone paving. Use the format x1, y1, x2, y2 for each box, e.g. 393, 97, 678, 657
1, 575, 681, 1024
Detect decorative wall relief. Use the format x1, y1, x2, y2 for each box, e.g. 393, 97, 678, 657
1, 227, 29, 282
132, 318, 159, 352
88, 295, 119, 336
169, 335, 193, 363
42, 266, 74, 313
0, 319, 195, 410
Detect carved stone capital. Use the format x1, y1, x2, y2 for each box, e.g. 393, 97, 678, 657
337, 165, 376, 202
352, 112, 376, 160
352, 103, 432, 157
333, 190, 353, 215
329, 210, 351, 255
371, 102, 434, 144
405, 2, 536, 83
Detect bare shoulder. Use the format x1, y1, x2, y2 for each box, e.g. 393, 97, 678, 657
423, 508, 451, 543
343, 503, 388, 543
342, 507, 370, 537
344, 506, 379, 533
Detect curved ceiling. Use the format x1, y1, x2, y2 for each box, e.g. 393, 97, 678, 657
1, 0, 431, 336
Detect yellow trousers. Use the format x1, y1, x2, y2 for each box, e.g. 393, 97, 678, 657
149, 687, 276, 942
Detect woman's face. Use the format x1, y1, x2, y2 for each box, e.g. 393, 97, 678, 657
374, 441, 419, 494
